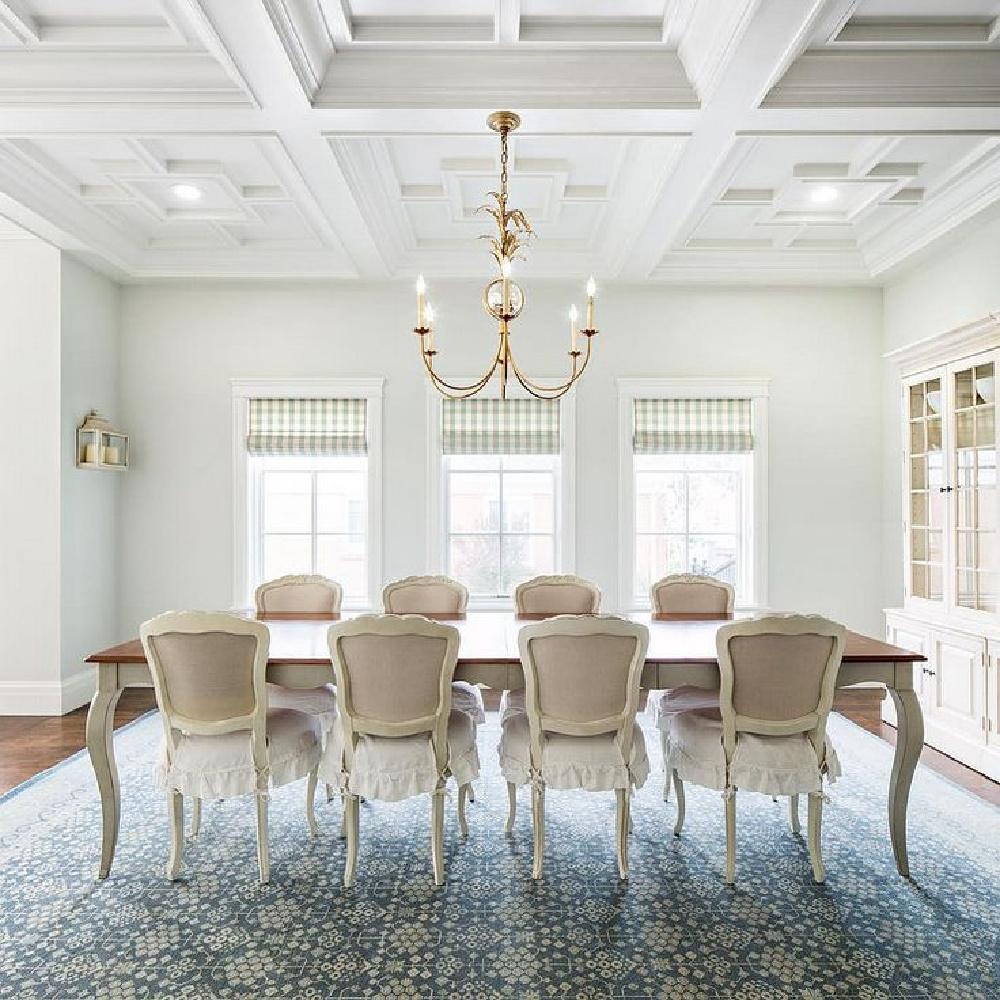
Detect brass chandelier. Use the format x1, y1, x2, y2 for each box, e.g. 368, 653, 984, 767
414, 110, 599, 400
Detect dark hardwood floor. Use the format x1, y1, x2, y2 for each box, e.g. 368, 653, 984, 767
1, 687, 998, 807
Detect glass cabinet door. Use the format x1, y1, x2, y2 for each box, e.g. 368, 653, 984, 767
952, 359, 996, 612
908, 374, 945, 603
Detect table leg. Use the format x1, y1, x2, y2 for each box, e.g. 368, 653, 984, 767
887, 686, 923, 879
86, 667, 123, 880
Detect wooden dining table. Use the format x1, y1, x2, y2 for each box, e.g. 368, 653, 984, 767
85, 612, 925, 880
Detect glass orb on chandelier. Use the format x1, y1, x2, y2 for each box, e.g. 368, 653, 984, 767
413, 110, 601, 400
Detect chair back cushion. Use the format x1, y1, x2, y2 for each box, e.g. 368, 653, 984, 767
382, 576, 467, 614
256, 575, 342, 615
727, 633, 837, 722
528, 633, 640, 723
650, 574, 734, 615
338, 633, 450, 723
515, 575, 601, 615
147, 631, 258, 724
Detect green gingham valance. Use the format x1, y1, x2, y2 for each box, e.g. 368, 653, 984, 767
633, 398, 753, 454
442, 398, 560, 455
247, 398, 367, 456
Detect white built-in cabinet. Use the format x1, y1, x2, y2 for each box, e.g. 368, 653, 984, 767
884, 314, 1000, 782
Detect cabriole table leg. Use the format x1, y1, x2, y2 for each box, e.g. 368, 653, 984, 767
888, 683, 924, 879
86, 665, 123, 880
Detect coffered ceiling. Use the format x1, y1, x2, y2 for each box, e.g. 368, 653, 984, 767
0, 0, 998, 283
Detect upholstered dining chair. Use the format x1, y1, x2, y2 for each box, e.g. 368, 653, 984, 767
499, 615, 650, 880
140, 612, 322, 884
256, 575, 342, 803
381, 575, 486, 733
502, 575, 602, 725
661, 615, 846, 884
646, 573, 736, 800
320, 615, 480, 888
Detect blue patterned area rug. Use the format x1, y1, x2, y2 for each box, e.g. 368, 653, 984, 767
1, 712, 998, 1000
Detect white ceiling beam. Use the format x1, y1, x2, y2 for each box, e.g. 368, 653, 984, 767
317, 0, 353, 50
623, 0, 845, 278
662, 0, 696, 47
193, 0, 384, 277
496, 0, 520, 45
0, 0, 39, 44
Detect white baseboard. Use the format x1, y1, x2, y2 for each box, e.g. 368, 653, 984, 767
0, 672, 96, 716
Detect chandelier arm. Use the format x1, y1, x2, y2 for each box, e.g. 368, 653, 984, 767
420, 344, 502, 397
505, 334, 593, 399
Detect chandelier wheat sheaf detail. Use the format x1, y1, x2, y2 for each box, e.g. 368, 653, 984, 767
414, 111, 599, 400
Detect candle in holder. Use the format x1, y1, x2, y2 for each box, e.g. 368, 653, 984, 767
569, 305, 578, 353
84, 443, 97, 464
501, 258, 511, 315
103, 445, 120, 465
586, 276, 596, 329
425, 304, 435, 353
416, 275, 426, 328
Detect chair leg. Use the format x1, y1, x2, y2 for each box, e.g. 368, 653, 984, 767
325, 782, 335, 803
467, 784, 475, 804
724, 792, 736, 885
189, 797, 201, 839
431, 787, 446, 887
672, 771, 686, 837
343, 794, 359, 888
615, 788, 631, 880
504, 781, 517, 837
531, 783, 545, 881
807, 792, 825, 884
167, 790, 184, 881
457, 783, 470, 840
660, 731, 670, 801
254, 792, 270, 885
306, 768, 319, 838
339, 790, 347, 840
789, 794, 801, 835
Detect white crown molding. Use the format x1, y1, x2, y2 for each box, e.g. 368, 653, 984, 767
764, 50, 1000, 108
884, 314, 1000, 375
650, 247, 871, 284
313, 50, 698, 109
0, 0, 37, 44
678, 0, 762, 102
260, 0, 331, 102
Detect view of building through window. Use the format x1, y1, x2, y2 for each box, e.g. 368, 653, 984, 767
634, 452, 751, 603
252, 455, 368, 599
444, 453, 558, 598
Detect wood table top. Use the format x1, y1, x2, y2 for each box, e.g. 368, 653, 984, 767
87, 612, 924, 666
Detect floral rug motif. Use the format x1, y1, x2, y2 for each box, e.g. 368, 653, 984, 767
1, 712, 998, 999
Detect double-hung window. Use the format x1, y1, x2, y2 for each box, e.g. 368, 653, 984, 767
234, 381, 383, 609
619, 381, 768, 609
433, 395, 573, 603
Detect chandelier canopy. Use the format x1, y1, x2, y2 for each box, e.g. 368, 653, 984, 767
414, 110, 599, 400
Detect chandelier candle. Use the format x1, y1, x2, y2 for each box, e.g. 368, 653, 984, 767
413, 110, 600, 400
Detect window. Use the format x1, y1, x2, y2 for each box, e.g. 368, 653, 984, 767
232, 380, 383, 609
619, 380, 768, 608
431, 393, 575, 603
252, 455, 368, 598
444, 453, 558, 598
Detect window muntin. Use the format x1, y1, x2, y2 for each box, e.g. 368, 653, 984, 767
252, 454, 368, 600
444, 453, 558, 599
633, 452, 751, 604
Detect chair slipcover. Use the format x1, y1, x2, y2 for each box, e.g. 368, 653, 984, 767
320, 709, 480, 802
659, 711, 841, 796
154, 708, 321, 799
499, 713, 650, 792
645, 686, 721, 726
266, 683, 339, 733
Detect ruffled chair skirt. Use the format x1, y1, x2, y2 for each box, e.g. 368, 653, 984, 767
154, 708, 321, 799
319, 709, 480, 802
498, 713, 650, 792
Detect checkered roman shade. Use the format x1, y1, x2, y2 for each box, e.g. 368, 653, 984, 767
441, 398, 560, 455
246, 398, 368, 456
633, 398, 753, 454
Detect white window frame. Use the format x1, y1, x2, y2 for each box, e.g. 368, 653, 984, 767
617, 377, 769, 612
232, 377, 384, 611
426, 380, 576, 611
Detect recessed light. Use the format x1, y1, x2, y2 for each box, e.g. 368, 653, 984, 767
171, 183, 202, 202
810, 185, 840, 204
